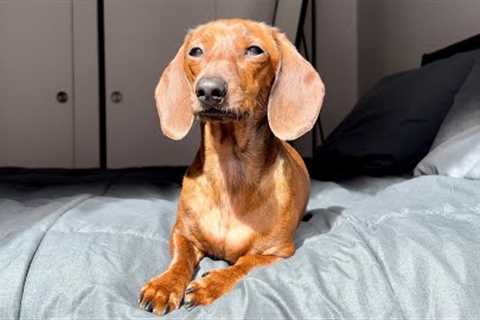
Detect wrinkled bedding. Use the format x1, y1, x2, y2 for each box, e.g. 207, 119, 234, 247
1, 169, 479, 319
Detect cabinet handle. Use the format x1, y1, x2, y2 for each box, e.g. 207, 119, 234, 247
56, 91, 69, 103
110, 91, 123, 103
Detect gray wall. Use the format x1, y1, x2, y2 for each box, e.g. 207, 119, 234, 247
291, 0, 358, 156
316, 0, 480, 140
315, 0, 358, 137
358, 0, 480, 95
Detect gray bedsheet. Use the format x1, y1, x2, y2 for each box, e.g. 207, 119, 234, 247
1, 170, 479, 319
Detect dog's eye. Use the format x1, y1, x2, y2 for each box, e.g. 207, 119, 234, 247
245, 45, 264, 56
188, 47, 203, 57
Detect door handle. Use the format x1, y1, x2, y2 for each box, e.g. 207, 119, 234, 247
56, 91, 69, 103
110, 91, 123, 103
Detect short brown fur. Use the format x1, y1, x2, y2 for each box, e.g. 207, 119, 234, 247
139, 19, 325, 315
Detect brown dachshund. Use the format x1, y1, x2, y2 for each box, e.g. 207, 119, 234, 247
139, 19, 325, 315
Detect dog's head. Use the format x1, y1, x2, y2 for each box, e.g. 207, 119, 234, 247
155, 19, 325, 141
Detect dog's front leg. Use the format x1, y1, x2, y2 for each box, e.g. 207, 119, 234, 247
184, 246, 294, 308
139, 229, 203, 315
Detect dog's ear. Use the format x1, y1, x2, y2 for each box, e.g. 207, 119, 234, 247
267, 32, 325, 141
154, 42, 194, 140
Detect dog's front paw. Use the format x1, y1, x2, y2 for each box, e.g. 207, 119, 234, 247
183, 269, 237, 309
139, 271, 185, 315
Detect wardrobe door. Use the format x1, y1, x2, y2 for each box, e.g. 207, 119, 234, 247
216, 0, 275, 22
1, 0, 74, 168
104, 0, 214, 168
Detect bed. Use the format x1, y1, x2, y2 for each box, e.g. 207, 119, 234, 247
1, 169, 479, 319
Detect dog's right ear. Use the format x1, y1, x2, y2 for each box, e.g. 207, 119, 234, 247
154, 42, 194, 140
267, 32, 325, 141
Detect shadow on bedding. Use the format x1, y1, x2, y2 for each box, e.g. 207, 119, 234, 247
295, 206, 344, 248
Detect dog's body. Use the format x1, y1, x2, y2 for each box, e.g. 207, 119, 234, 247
139, 19, 324, 315
180, 123, 309, 261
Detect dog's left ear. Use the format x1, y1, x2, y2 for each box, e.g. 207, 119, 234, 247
154, 42, 194, 140
268, 32, 325, 141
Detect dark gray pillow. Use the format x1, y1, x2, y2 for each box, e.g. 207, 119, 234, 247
313, 50, 479, 179
414, 59, 480, 179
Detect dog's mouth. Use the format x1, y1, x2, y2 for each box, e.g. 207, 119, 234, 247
196, 108, 241, 121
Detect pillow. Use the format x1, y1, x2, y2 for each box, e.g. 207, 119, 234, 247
414, 59, 480, 178
313, 50, 479, 180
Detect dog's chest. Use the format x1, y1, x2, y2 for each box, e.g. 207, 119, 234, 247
182, 153, 286, 260
201, 197, 255, 256
186, 189, 263, 260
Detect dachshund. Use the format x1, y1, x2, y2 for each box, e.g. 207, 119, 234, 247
139, 19, 325, 315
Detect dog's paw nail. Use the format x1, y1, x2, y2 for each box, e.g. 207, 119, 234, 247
160, 305, 170, 316
184, 302, 196, 311
201, 271, 210, 278
185, 287, 196, 294
143, 301, 154, 312
138, 293, 144, 305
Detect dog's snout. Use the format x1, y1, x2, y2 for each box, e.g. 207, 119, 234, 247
195, 77, 227, 107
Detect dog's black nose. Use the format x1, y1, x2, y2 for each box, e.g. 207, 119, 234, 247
195, 77, 227, 107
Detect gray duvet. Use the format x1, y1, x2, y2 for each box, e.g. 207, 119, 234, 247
1, 170, 479, 319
